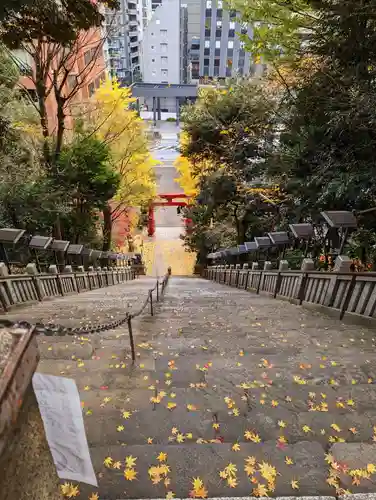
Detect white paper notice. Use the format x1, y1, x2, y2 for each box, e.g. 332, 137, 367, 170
32, 372, 97, 486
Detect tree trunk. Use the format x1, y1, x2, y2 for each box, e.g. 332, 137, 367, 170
102, 204, 112, 251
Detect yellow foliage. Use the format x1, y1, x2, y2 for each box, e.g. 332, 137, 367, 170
174, 130, 214, 198
89, 78, 157, 211
174, 156, 199, 197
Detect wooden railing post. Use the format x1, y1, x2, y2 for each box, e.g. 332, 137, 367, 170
297, 273, 308, 305
274, 272, 282, 298
340, 274, 357, 320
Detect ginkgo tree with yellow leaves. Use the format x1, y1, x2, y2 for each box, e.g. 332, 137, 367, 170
82, 79, 157, 250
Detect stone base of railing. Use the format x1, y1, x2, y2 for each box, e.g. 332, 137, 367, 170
203, 264, 376, 328
0, 324, 62, 499
0, 384, 63, 500
0, 262, 136, 312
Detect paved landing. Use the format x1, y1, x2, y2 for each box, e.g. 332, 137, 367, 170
10, 277, 376, 498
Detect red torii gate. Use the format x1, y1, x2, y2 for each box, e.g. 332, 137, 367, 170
148, 193, 191, 237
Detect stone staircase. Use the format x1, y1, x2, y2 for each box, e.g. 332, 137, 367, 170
35, 277, 376, 498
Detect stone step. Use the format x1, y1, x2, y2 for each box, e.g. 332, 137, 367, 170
72, 441, 331, 499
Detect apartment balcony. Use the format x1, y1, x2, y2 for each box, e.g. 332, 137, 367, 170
129, 39, 139, 48
128, 8, 138, 15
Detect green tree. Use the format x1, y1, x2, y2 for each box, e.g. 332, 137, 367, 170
179, 83, 280, 257
227, 0, 314, 64
56, 135, 120, 243
0, 0, 34, 22
273, 0, 376, 221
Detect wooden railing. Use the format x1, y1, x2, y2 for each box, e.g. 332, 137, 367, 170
0, 267, 135, 312
203, 265, 376, 326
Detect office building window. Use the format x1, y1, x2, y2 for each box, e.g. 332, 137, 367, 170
205, 40, 210, 48
88, 82, 95, 97
228, 40, 234, 48
216, 29, 221, 37
240, 41, 245, 49
215, 40, 220, 48
156, 19, 160, 24
205, 29, 211, 36
216, 9, 222, 17
160, 29, 167, 38
216, 20, 222, 28
161, 69, 168, 78
217, 0, 223, 6
206, 0, 211, 6
160, 43, 168, 53
151, 45, 155, 50
204, 48, 210, 55
161, 56, 168, 66
204, 58, 209, 66
214, 59, 220, 66
228, 29, 235, 38
67, 74, 78, 89
229, 21, 235, 29
84, 50, 92, 65
152, 58, 155, 62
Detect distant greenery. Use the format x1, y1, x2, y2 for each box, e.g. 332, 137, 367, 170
176, 0, 376, 267
0, 0, 155, 251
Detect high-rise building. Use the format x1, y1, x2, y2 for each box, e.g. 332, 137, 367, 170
185, 0, 201, 44
197, 0, 255, 80
103, 0, 142, 84
141, 0, 152, 28
142, 0, 188, 85
151, 0, 162, 11
15, 28, 106, 134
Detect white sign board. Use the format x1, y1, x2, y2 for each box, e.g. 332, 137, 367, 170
32, 373, 97, 486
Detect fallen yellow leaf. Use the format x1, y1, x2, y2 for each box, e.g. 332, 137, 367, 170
291, 479, 299, 490
227, 477, 238, 488
224, 463, 237, 477
125, 455, 137, 468
124, 468, 138, 481
158, 452, 168, 462
232, 443, 240, 451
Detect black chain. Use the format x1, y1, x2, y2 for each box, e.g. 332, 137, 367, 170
0, 274, 170, 337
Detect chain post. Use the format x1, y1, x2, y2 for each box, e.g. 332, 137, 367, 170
127, 314, 136, 362
150, 290, 154, 316
156, 281, 159, 302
